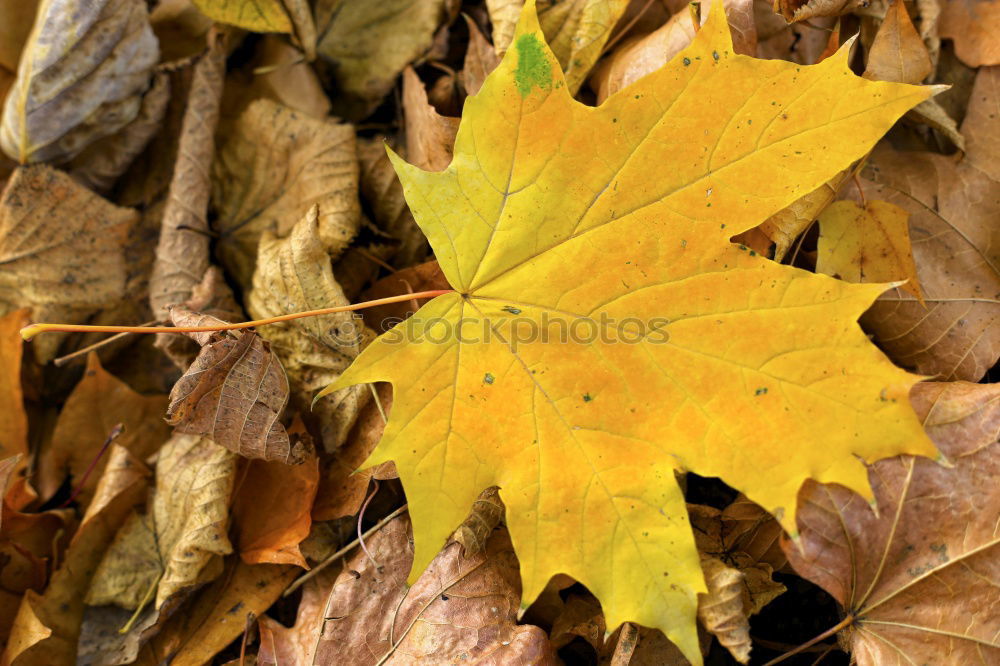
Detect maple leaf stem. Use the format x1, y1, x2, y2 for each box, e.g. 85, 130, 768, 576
761, 614, 854, 666
60, 423, 124, 509
18, 290, 455, 340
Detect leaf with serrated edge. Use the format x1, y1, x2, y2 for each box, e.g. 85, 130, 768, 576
320, 1, 937, 660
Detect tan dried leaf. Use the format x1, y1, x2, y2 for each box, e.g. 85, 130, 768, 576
754, 7, 835, 64
0, 166, 134, 363
166, 308, 305, 464
213, 99, 360, 287
257, 565, 339, 665
785, 381, 1000, 664
537, 0, 631, 94
358, 260, 450, 331
758, 170, 847, 261
938, 0, 1000, 66
315, 514, 556, 664
863, 0, 932, 84
402, 67, 460, 173
485, 0, 522, 53
697, 556, 750, 664
590, 0, 756, 103
4, 446, 150, 666
357, 137, 426, 268
314, 0, 455, 119
149, 33, 226, 319
67, 70, 171, 194
775, 0, 865, 22
0, 0, 39, 75
0, 0, 159, 164
246, 206, 369, 452
720, 495, 787, 572
192, 0, 292, 33
37, 353, 169, 511
0, 309, 28, 460
461, 14, 501, 96
451, 486, 504, 556
86, 432, 237, 610
905, 98, 966, 152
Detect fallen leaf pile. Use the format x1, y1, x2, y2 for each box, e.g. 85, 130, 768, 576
0, 0, 996, 664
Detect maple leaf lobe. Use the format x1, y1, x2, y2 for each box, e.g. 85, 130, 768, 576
515, 33, 553, 97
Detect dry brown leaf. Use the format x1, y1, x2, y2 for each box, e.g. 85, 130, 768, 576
0, 166, 134, 363
719, 495, 787, 572
0, 1, 39, 75
213, 98, 360, 287
257, 565, 339, 665
601, 622, 695, 665
315, 513, 557, 664
590, 0, 756, 103
864, 0, 932, 83
246, 206, 369, 452
816, 199, 923, 300
357, 137, 427, 268
0, 0, 159, 164
86, 432, 236, 611
191, 0, 291, 33
3, 445, 150, 666
67, 70, 171, 194
402, 67, 460, 173
451, 486, 504, 556
549, 590, 605, 652
538, 0, 632, 94
132, 558, 297, 666
36, 353, 169, 511
775, 0, 865, 22
221, 35, 330, 123
938, 0, 1000, 66
757, 170, 847, 261
233, 425, 319, 567
314, 0, 456, 119
166, 308, 306, 464
359, 260, 450, 331
859, 68, 999, 380
149, 32, 226, 320
785, 381, 1000, 664
906, 97, 966, 151
312, 383, 396, 522
282, 0, 316, 60
697, 556, 750, 664
149, 0, 216, 63
0, 309, 28, 460
754, 5, 835, 63
461, 14, 501, 96
485, 0, 523, 53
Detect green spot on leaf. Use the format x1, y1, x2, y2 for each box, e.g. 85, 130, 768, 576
484, 373, 495, 385
515, 33, 552, 98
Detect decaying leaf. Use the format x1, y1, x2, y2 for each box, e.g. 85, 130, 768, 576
191, 0, 292, 33
0, 0, 159, 164
166, 308, 305, 464
816, 200, 923, 300
4, 446, 150, 666
938, 0, 1000, 67
257, 565, 339, 665
775, 0, 865, 22
757, 170, 848, 261
402, 67, 460, 173
314, 0, 456, 119
315, 513, 556, 664
149, 32, 226, 320
246, 206, 369, 452
357, 137, 427, 268
212, 99, 360, 287
864, 0, 933, 84
860, 67, 999, 381
590, 0, 756, 103
233, 428, 319, 567
461, 14, 501, 96
451, 486, 505, 556
0, 309, 28, 460
697, 556, 750, 664
321, 3, 937, 659
36, 353, 169, 511
86, 432, 236, 611
536, 0, 631, 94
786, 381, 1000, 664
0, 166, 134, 363
358, 260, 450, 331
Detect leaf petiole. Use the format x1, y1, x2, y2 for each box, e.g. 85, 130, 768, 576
18, 290, 455, 341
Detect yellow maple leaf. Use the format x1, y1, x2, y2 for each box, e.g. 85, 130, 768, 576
320, 2, 938, 660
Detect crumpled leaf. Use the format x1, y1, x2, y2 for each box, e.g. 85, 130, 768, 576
132, 558, 297, 666
402, 67, 460, 173
149, 32, 226, 320
0, 0, 159, 164
314, 513, 557, 665
590, 0, 756, 103
757, 170, 848, 261
816, 200, 923, 300
166, 307, 306, 464
246, 205, 369, 452
785, 381, 1000, 665
863, 0, 932, 84
86, 433, 236, 611
775, 0, 864, 22
322, 2, 937, 661
314, 0, 456, 120
697, 556, 750, 664
36, 353, 169, 511
938, 0, 1000, 67
4, 445, 150, 666
451, 486, 505, 556
233, 425, 319, 567
0, 309, 28, 460
212, 98, 361, 287
0, 165, 134, 363
357, 136, 426, 268
191, 0, 291, 33
859, 67, 999, 381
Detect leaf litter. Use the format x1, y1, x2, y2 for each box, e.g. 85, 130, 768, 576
0, 0, 996, 664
